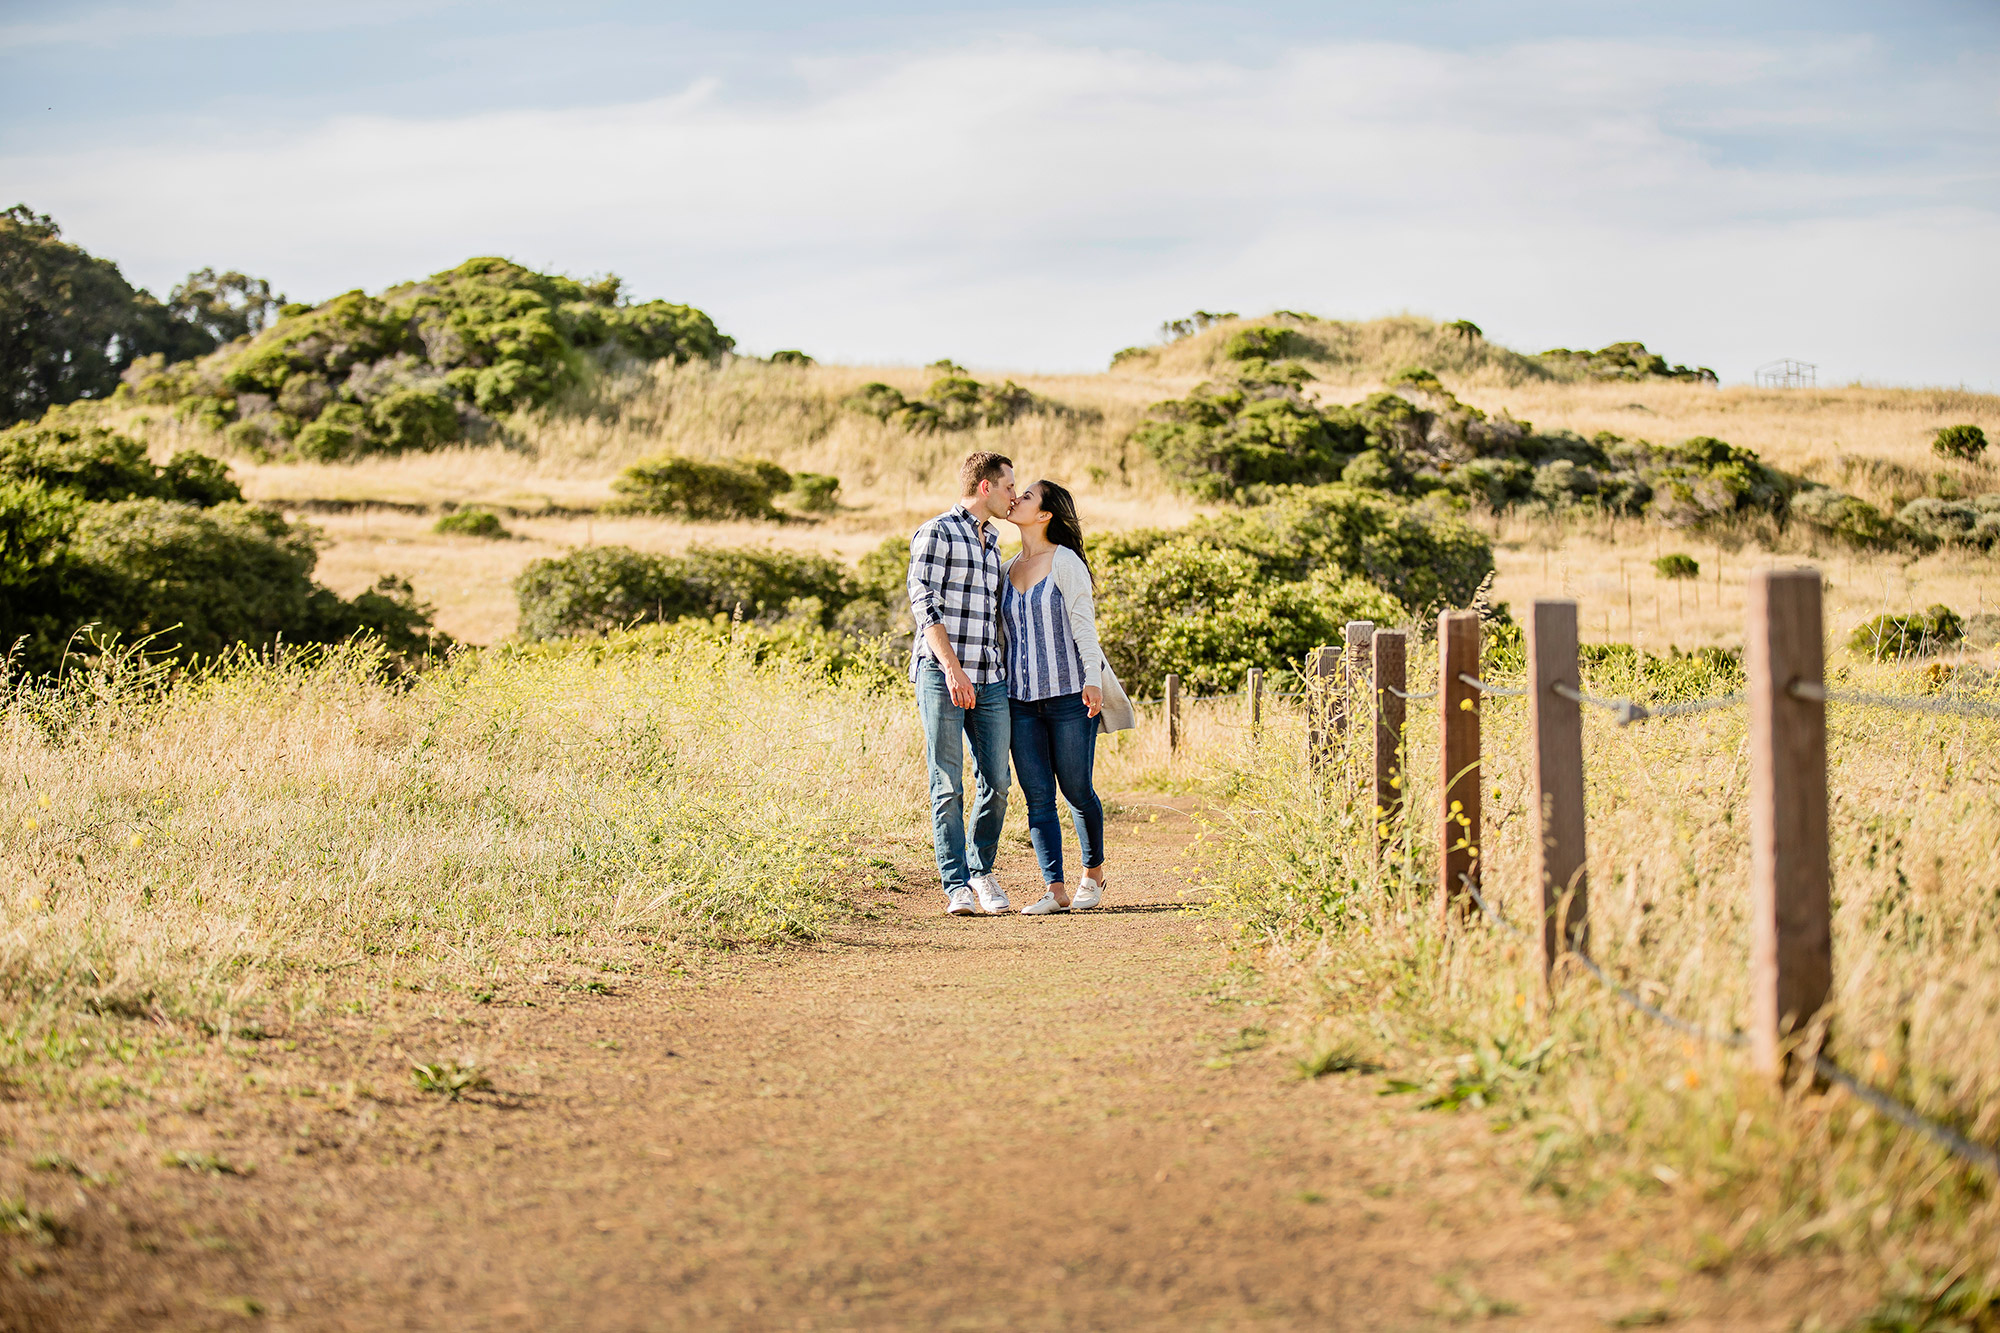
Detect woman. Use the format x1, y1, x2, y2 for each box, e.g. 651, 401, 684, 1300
1001, 480, 1111, 914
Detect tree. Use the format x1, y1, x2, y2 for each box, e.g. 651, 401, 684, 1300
0, 205, 284, 426
0, 205, 158, 426
165, 268, 284, 356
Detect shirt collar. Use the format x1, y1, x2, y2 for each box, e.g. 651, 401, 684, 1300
952, 503, 997, 549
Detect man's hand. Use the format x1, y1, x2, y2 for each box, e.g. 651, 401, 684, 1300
1082, 684, 1102, 717
946, 663, 977, 709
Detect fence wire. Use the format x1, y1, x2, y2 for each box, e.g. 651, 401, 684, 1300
1454, 875, 1998, 1178
1457, 673, 1527, 698
1792, 681, 2000, 722
1385, 686, 1438, 701
1552, 682, 1746, 727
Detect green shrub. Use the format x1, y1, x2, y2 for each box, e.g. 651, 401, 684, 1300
1096, 539, 1401, 696
1537, 341, 1717, 384
369, 386, 460, 453
1386, 366, 1444, 393
513, 544, 851, 641
1790, 487, 1900, 548
1849, 605, 1963, 660
1652, 553, 1699, 579
787, 473, 841, 513
1222, 326, 1309, 361
432, 507, 508, 538
293, 402, 370, 462
1103, 485, 1492, 617
842, 373, 1068, 434
1932, 424, 1988, 462
767, 350, 814, 366
1896, 497, 1982, 546
609, 455, 791, 521
139, 257, 730, 459
60, 500, 445, 664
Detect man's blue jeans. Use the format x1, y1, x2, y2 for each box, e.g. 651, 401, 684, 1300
915, 663, 1011, 899
1008, 691, 1104, 886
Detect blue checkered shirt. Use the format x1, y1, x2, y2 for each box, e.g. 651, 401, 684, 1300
907, 505, 1005, 684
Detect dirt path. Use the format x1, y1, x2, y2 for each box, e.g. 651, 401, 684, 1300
1, 801, 1852, 1330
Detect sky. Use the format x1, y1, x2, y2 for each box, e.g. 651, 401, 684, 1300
4, 1, 1997, 387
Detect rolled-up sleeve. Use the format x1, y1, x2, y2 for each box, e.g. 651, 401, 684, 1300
908, 526, 947, 629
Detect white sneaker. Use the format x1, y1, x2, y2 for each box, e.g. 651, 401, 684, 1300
946, 887, 978, 916
1070, 876, 1106, 911
969, 873, 1011, 914
1020, 890, 1070, 915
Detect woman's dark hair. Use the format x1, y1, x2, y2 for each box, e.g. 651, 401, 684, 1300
1035, 479, 1092, 589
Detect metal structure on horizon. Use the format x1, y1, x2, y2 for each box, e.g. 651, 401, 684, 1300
1755, 358, 1817, 388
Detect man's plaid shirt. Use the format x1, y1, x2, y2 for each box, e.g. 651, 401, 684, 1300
907, 505, 1005, 684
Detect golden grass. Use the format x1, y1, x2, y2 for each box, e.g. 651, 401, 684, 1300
0, 631, 927, 1103
1189, 645, 2000, 1300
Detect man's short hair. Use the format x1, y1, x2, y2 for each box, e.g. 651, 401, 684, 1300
959, 451, 1013, 497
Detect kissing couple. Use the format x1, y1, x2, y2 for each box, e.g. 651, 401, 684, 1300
906, 451, 1135, 917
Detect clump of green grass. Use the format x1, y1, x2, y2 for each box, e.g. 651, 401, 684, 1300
164, 1150, 250, 1176
1652, 552, 1699, 579
0, 1199, 66, 1246
412, 1060, 492, 1101
432, 507, 509, 538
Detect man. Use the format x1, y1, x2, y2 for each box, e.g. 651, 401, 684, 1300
908, 451, 1017, 916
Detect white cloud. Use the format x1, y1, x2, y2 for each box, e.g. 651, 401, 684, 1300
8, 35, 1996, 385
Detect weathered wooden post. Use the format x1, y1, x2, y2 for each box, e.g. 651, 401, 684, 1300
1438, 611, 1481, 923
1336, 620, 1374, 736
1372, 629, 1407, 855
1165, 672, 1183, 755
1748, 569, 1831, 1078
1307, 646, 1337, 771
1246, 667, 1264, 737
1528, 600, 1588, 984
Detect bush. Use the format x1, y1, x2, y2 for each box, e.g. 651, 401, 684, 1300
514, 544, 852, 641
1103, 485, 1492, 617
1222, 326, 1309, 361
148, 257, 731, 459
0, 422, 443, 670
767, 350, 814, 366
1849, 605, 1963, 660
1932, 424, 1988, 462
63, 500, 446, 663
1096, 539, 1402, 696
841, 372, 1068, 434
1791, 487, 1900, 548
610, 455, 791, 521
1652, 553, 1699, 579
433, 507, 508, 538
787, 473, 841, 513
1537, 341, 1717, 384
369, 386, 461, 453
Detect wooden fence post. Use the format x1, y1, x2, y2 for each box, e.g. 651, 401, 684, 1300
1307, 646, 1337, 771
1246, 667, 1264, 736
1165, 672, 1182, 754
1372, 629, 1407, 855
1748, 569, 1831, 1078
1337, 620, 1374, 735
1528, 600, 1588, 984
1438, 611, 1481, 922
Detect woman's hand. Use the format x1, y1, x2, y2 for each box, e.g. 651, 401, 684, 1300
1082, 685, 1102, 717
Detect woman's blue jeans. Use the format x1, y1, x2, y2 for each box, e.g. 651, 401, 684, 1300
1009, 692, 1104, 886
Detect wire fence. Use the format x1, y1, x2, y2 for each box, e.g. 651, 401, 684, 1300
1226, 601, 2000, 1182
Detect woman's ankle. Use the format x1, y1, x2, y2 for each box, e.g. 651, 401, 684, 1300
1048, 882, 1070, 904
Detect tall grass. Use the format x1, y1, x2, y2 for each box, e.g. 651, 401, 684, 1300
0, 630, 924, 1099
1193, 649, 2000, 1297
